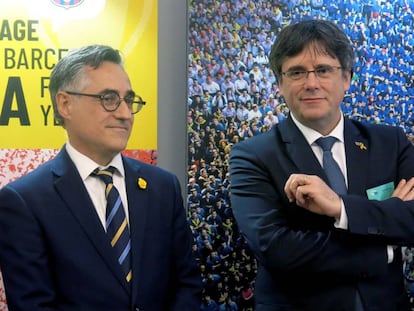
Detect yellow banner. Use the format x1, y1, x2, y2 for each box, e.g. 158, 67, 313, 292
0, 0, 157, 150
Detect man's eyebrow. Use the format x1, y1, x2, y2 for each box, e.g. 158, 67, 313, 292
97, 88, 118, 94
284, 65, 307, 71
98, 89, 135, 96
284, 64, 335, 71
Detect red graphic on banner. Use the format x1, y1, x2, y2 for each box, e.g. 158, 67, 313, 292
0, 149, 157, 188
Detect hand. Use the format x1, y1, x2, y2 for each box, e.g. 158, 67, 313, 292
392, 177, 414, 201
284, 174, 342, 218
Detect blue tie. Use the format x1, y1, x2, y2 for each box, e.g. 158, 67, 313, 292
316, 138, 364, 310
316, 137, 347, 195
94, 167, 132, 284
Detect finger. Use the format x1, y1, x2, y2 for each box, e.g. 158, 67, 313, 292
392, 179, 406, 197
285, 174, 309, 202
401, 179, 414, 201
295, 184, 310, 206
392, 179, 414, 199
285, 174, 301, 201
293, 175, 309, 188
405, 177, 414, 190
284, 177, 295, 202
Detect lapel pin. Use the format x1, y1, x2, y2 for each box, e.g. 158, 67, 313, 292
138, 177, 147, 190
355, 141, 367, 150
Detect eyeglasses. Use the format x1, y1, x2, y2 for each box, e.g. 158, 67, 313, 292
282, 66, 343, 81
65, 90, 146, 114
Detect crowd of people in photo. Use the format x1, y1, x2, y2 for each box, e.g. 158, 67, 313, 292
186, 0, 414, 309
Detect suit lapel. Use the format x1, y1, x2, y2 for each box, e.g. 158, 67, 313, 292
280, 117, 370, 195
51, 149, 131, 294
279, 117, 326, 177
122, 158, 150, 294
343, 119, 370, 195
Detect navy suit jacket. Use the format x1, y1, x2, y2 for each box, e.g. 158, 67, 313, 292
0, 148, 202, 311
230, 116, 414, 311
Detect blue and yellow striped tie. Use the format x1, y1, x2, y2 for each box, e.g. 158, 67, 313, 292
94, 167, 132, 283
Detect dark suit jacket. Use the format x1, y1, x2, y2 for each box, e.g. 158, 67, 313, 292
0, 148, 202, 311
230, 116, 414, 311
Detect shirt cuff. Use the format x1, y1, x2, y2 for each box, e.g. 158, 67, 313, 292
387, 245, 394, 264
334, 200, 348, 229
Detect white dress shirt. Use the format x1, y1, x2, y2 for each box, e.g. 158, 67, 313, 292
290, 114, 393, 263
65, 142, 130, 230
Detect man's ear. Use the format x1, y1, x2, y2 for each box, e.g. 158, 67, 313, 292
55, 91, 72, 120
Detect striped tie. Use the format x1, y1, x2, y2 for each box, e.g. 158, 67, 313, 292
94, 167, 132, 283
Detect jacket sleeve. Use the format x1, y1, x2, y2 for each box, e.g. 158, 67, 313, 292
229, 139, 388, 283
0, 185, 58, 311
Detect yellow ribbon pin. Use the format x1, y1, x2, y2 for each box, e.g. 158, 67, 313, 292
138, 177, 147, 190
355, 141, 367, 150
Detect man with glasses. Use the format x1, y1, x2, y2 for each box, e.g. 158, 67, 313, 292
230, 20, 414, 310
0, 44, 202, 310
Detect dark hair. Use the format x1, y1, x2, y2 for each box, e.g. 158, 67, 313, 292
49, 45, 123, 125
269, 20, 354, 83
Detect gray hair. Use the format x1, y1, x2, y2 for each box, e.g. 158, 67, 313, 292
49, 45, 123, 125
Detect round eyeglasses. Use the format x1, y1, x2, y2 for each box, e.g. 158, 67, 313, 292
65, 90, 146, 114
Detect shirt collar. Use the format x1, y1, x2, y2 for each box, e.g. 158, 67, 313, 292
290, 113, 344, 145
65, 141, 125, 181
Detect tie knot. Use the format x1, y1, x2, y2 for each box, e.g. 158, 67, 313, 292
93, 166, 116, 185
316, 136, 337, 152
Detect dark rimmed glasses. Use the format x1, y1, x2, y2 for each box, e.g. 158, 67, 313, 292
282, 66, 343, 81
65, 90, 146, 114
